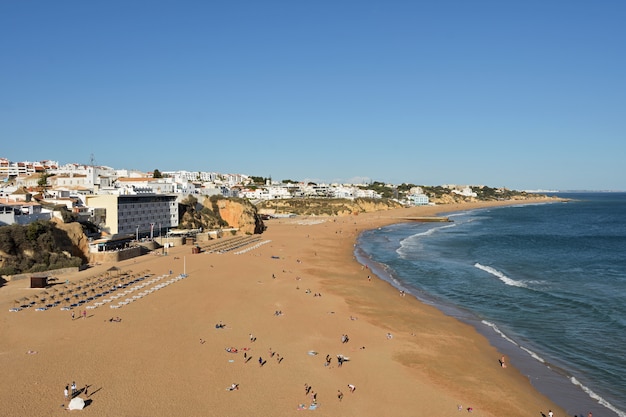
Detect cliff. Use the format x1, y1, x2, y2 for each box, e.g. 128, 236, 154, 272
256, 198, 404, 217
0, 219, 88, 276
427, 193, 560, 205
178, 196, 265, 235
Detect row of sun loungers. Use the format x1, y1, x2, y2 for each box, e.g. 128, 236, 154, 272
233, 240, 271, 255
97, 273, 188, 309
8, 270, 188, 312
202, 235, 263, 254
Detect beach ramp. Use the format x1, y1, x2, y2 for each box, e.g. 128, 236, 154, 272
68, 397, 85, 410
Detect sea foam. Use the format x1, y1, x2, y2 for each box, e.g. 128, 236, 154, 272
570, 377, 626, 417
474, 263, 528, 288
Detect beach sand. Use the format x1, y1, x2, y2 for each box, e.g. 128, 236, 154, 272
0, 200, 567, 416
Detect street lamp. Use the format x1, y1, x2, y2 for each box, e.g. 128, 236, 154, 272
136, 225, 139, 242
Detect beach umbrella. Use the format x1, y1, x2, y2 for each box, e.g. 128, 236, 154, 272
68, 397, 85, 410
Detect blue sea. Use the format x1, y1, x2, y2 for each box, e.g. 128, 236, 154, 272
355, 193, 626, 417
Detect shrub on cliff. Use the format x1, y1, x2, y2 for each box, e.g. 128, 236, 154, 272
0, 221, 85, 276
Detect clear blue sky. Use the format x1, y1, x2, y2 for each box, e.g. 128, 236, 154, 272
2, 1, 625, 191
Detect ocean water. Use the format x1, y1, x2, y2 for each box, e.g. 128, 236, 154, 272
355, 193, 626, 417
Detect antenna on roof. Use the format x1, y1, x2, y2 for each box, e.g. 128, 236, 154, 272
90, 153, 96, 167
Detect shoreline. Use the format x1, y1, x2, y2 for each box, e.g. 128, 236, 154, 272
353, 204, 614, 417
1, 198, 571, 417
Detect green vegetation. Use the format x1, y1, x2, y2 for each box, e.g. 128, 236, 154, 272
256, 197, 402, 216
37, 171, 51, 188
152, 169, 163, 178
178, 195, 228, 230
471, 186, 531, 200
249, 176, 269, 184
356, 182, 538, 202
0, 221, 84, 276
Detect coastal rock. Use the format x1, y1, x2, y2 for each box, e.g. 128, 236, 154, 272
256, 198, 404, 217
215, 198, 265, 235
179, 196, 265, 235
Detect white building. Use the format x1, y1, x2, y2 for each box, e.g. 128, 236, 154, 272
0, 197, 52, 226
408, 194, 430, 205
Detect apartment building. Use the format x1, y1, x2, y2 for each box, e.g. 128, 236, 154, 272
84, 194, 178, 237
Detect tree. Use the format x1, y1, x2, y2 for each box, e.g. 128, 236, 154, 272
37, 171, 50, 188
153, 169, 163, 178
249, 176, 266, 184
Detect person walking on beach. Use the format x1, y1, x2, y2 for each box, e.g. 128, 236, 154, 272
348, 384, 356, 393
71, 311, 75, 320
71, 381, 77, 396
337, 390, 344, 401
64, 386, 69, 400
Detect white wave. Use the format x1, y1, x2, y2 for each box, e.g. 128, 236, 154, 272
481, 320, 519, 346
474, 263, 528, 288
397, 223, 457, 255
519, 346, 546, 363
481, 320, 547, 363
570, 377, 626, 417
484, 318, 625, 417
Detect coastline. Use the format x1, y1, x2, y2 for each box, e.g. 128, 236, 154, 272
0, 199, 569, 417
354, 201, 613, 417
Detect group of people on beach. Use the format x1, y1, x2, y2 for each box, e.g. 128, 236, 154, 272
63, 380, 88, 401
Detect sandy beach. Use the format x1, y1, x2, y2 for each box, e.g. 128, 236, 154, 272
0, 200, 567, 417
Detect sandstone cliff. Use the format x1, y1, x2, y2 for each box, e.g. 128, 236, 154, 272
0, 219, 88, 276
256, 198, 404, 217
178, 196, 265, 235
427, 193, 559, 205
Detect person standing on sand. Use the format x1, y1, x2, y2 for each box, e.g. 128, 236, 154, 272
548, 410, 553, 417
71, 311, 75, 320
64, 386, 69, 400
500, 355, 507, 368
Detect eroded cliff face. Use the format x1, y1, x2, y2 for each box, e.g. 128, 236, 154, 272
178, 196, 265, 235
427, 193, 558, 205
256, 198, 404, 217
52, 219, 90, 259
214, 198, 265, 235
0, 219, 89, 275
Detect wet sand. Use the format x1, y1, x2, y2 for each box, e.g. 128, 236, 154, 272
0, 200, 567, 416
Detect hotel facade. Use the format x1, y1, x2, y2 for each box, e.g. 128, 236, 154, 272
84, 194, 178, 237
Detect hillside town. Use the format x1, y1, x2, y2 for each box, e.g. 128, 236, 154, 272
0, 157, 448, 234
0, 158, 508, 239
